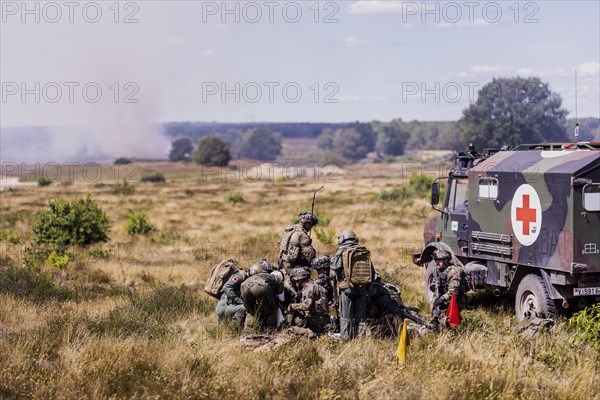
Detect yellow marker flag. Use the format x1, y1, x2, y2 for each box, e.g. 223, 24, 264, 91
397, 318, 410, 365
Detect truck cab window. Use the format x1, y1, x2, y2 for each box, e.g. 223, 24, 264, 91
447, 178, 469, 211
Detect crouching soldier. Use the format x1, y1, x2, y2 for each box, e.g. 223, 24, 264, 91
287, 268, 330, 335
216, 268, 247, 328
430, 249, 469, 329
367, 277, 404, 337
241, 263, 285, 333
312, 255, 333, 304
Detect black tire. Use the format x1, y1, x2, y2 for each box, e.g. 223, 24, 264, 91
515, 274, 559, 321
424, 261, 436, 303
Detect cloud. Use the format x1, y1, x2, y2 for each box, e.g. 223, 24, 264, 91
436, 18, 490, 29
579, 62, 600, 77
347, 1, 406, 15
470, 65, 511, 74
516, 68, 540, 77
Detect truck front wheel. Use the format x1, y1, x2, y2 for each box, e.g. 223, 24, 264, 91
515, 274, 558, 321
424, 261, 436, 303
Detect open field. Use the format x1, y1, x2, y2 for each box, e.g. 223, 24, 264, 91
1, 160, 598, 399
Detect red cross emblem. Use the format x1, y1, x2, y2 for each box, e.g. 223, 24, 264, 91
516, 194, 536, 235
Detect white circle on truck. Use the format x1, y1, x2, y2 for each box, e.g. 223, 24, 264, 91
511, 184, 542, 246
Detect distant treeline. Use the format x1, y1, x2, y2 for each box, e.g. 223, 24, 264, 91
164, 117, 599, 151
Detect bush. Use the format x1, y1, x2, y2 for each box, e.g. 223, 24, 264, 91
0, 229, 20, 244
38, 177, 53, 186
32, 196, 110, 248
169, 137, 193, 162
140, 172, 166, 183
314, 227, 336, 244
567, 304, 600, 352
0, 265, 74, 302
114, 157, 133, 165
47, 250, 70, 269
224, 192, 245, 204
126, 210, 155, 235
376, 186, 414, 202
113, 179, 135, 195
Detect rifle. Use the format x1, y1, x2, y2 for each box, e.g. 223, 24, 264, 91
431, 272, 442, 320
393, 305, 426, 326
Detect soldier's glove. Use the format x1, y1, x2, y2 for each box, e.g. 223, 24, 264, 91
432, 297, 444, 307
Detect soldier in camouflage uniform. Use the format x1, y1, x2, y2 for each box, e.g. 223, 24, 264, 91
241, 263, 285, 333
430, 249, 469, 327
330, 229, 375, 341
287, 268, 331, 335
312, 255, 333, 304
278, 211, 318, 273
216, 268, 247, 328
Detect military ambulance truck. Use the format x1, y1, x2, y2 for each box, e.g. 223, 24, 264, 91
413, 143, 600, 320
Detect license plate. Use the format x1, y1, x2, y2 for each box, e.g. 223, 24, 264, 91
573, 287, 600, 296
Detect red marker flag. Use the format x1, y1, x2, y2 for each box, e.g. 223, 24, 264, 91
446, 292, 461, 328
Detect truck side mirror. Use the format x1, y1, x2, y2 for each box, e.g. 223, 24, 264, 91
431, 182, 440, 206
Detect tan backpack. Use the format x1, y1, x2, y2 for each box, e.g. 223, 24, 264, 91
278, 225, 302, 263
204, 259, 239, 299
342, 245, 373, 289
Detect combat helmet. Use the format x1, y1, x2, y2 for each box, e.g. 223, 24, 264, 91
338, 229, 358, 245
289, 267, 310, 283
311, 255, 331, 270
249, 263, 265, 276
433, 249, 451, 261
298, 211, 318, 226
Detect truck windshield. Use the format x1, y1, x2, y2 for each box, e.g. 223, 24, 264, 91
448, 178, 469, 211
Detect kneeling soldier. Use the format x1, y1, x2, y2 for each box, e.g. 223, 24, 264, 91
288, 268, 330, 335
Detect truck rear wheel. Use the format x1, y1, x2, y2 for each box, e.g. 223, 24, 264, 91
424, 261, 436, 303
515, 274, 558, 321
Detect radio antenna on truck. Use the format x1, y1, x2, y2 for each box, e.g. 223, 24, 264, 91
575, 68, 580, 140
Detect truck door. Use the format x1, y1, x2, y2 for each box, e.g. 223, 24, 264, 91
442, 177, 470, 257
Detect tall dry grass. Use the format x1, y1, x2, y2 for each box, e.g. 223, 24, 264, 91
0, 161, 598, 399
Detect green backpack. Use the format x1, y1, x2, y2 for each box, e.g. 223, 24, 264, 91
204, 259, 239, 299
342, 245, 373, 289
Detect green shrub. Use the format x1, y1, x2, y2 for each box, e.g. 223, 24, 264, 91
376, 185, 414, 202
0, 265, 74, 302
32, 196, 110, 248
46, 250, 70, 269
156, 229, 189, 245
114, 157, 133, 165
140, 172, 166, 183
0, 229, 20, 244
566, 304, 600, 351
113, 179, 135, 195
126, 210, 155, 235
37, 177, 53, 186
224, 192, 245, 204
407, 173, 434, 196
314, 227, 336, 244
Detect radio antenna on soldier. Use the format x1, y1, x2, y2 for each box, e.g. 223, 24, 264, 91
575, 68, 580, 141
311, 186, 324, 216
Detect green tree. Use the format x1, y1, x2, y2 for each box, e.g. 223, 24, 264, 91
375, 123, 409, 156
316, 128, 336, 151
192, 135, 231, 166
169, 137, 193, 162
458, 77, 568, 149
239, 127, 282, 161
332, 122, 376, 162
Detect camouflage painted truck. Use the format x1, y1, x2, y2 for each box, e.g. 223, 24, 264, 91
412, 142, 600, 320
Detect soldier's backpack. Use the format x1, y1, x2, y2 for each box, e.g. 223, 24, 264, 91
204, 259, 239, 299
341, 245, 373, 289
311, 284, 330, 316
278, 225, 301, 263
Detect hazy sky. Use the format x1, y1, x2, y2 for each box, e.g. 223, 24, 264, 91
1, 0, 599, 126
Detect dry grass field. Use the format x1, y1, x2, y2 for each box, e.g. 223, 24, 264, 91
1, 159, 598, 399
